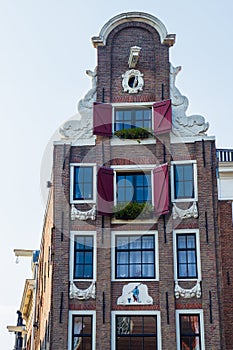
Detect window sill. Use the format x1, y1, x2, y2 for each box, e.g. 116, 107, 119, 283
110, 136, 156, 146
111, 217, 158, 224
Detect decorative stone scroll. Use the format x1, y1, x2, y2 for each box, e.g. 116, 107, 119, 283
69, 281, 96, 300
71, 204, 96, 221
174, 280, 201, 299
172, 201, 198, 220
117, 283, 153, 305
170, 63, 209, 137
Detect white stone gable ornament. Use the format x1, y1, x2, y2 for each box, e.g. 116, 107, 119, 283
69, 281, 96, 300
174, 280, 201, 299
117, 282, 153, 305
122, 69, 144, 94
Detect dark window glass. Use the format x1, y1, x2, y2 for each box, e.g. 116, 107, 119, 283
177, 234, 197, 279
117, 172, 151, 203
180, 314, 201, 350
174, 164, 194, 199
115, 108, 152, 131
74, 236, 93, 279
72, 315, 92, 350
116, 315, 157, 350
73, 166, 93, 200
116, 235, 155, 279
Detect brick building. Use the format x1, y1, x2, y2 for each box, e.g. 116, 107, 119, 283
8, 12, 233, 350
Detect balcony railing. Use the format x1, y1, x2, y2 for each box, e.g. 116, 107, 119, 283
217, 149, 233, 162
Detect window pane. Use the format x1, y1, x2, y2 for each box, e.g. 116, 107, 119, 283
117, 251, 128, 264
84, 265, 92, 278
184, 164, 193, 180
188, 251, 196, 264
142, 236, 154, 248
129, 237, 141, 249
130, 251, 141, 263
178, 236, 186, 249
142, 264, 154, 277
142, 251, 154, 263
117, 237, 129, 249
117, 265, 128, 278
76, 252, 84, 264
188, 264, 197, 277
179, 251, 187, 264
85, 252, 93, 264
130, 264, 141, 277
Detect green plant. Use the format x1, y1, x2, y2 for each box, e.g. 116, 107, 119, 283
114, 202, 154, 220
114, 127, 152, 140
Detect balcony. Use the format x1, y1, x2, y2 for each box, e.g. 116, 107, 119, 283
217, 149, 233, 200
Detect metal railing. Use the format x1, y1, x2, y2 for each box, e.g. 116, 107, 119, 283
217, 149, 233, 162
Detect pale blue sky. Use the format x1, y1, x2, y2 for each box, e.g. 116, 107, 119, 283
1, 1, 233, 348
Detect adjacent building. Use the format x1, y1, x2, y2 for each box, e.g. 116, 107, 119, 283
8, 12, 233, 350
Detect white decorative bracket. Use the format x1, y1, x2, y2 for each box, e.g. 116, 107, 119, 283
174, 280, 201, 299
117, 283, 153, 305
172, 201, 198, 219
69, 281, 96, 300
71, 204, 96, 221
128, 46, 141, 68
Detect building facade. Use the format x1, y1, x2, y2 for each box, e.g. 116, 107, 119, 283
9, 12, 233, 350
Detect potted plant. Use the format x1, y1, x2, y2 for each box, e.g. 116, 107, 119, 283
114, 202, 154, 220
114, 127, 152, 141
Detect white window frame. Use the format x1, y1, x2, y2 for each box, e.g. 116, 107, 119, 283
173, 229, 201, 282
68, 310, 96, 350
70, 231, 97, 282
171, 160, 198, 203
70, 163, 96, 204
111, 230, 159, 282
112, 164, 155, 206
111, 310, 162, 350
176, 309, 205, 350
112, 102, 154, 134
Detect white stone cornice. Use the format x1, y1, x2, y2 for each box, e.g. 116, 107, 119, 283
71, 204, 96, 221
92, 12, 175, 47
172, 202, 198, 220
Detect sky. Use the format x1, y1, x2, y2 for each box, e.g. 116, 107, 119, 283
1, 0, 233, 348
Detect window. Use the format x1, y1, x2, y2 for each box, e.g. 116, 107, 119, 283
115, 107, 152, 132
70, 164, 96, 204
117, 172, 151, 204
112, 231, 158, 281
70, 231, 96, 282
173, 230, 201, 281
177, 234, 197, 279
69, 311, 96, 350
176, 311, 205, 350
171, 161, 197, 202
112, 311, 161, 350
74, 236, 93, 279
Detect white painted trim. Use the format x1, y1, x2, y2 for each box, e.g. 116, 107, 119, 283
68, 310, 96, 350
69, 231, 97, 282
70, 163, 96, 204
171, 160, 198, 203
111, 310, 162, 350
111, 230, 159, 282
176, 309, 205, 350
92, 11, 169, 47
173, 229, 202, 281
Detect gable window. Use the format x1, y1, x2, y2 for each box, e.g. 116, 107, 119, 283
74, 236, 93, 279
115, 107, 152, 132
171, 161, 197, 202
173, 229, 201, 281
69, 311, 96, 350
70, 164, 96, 204
177, 234, 197, 279
178, 313, 204, 350
117, 172, 151, 204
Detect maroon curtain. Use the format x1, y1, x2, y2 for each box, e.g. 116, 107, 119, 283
97, 167, 114, 216
93, 102, 112, 136
153, 99, 172, 135
153, 163, 169, 215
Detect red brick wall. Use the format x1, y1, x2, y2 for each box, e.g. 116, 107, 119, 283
218, 200, 233, 349
96, 21, 170, 104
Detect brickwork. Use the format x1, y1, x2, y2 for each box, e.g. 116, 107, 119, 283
218, 200, 233, 349
97, 21, 170, 104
